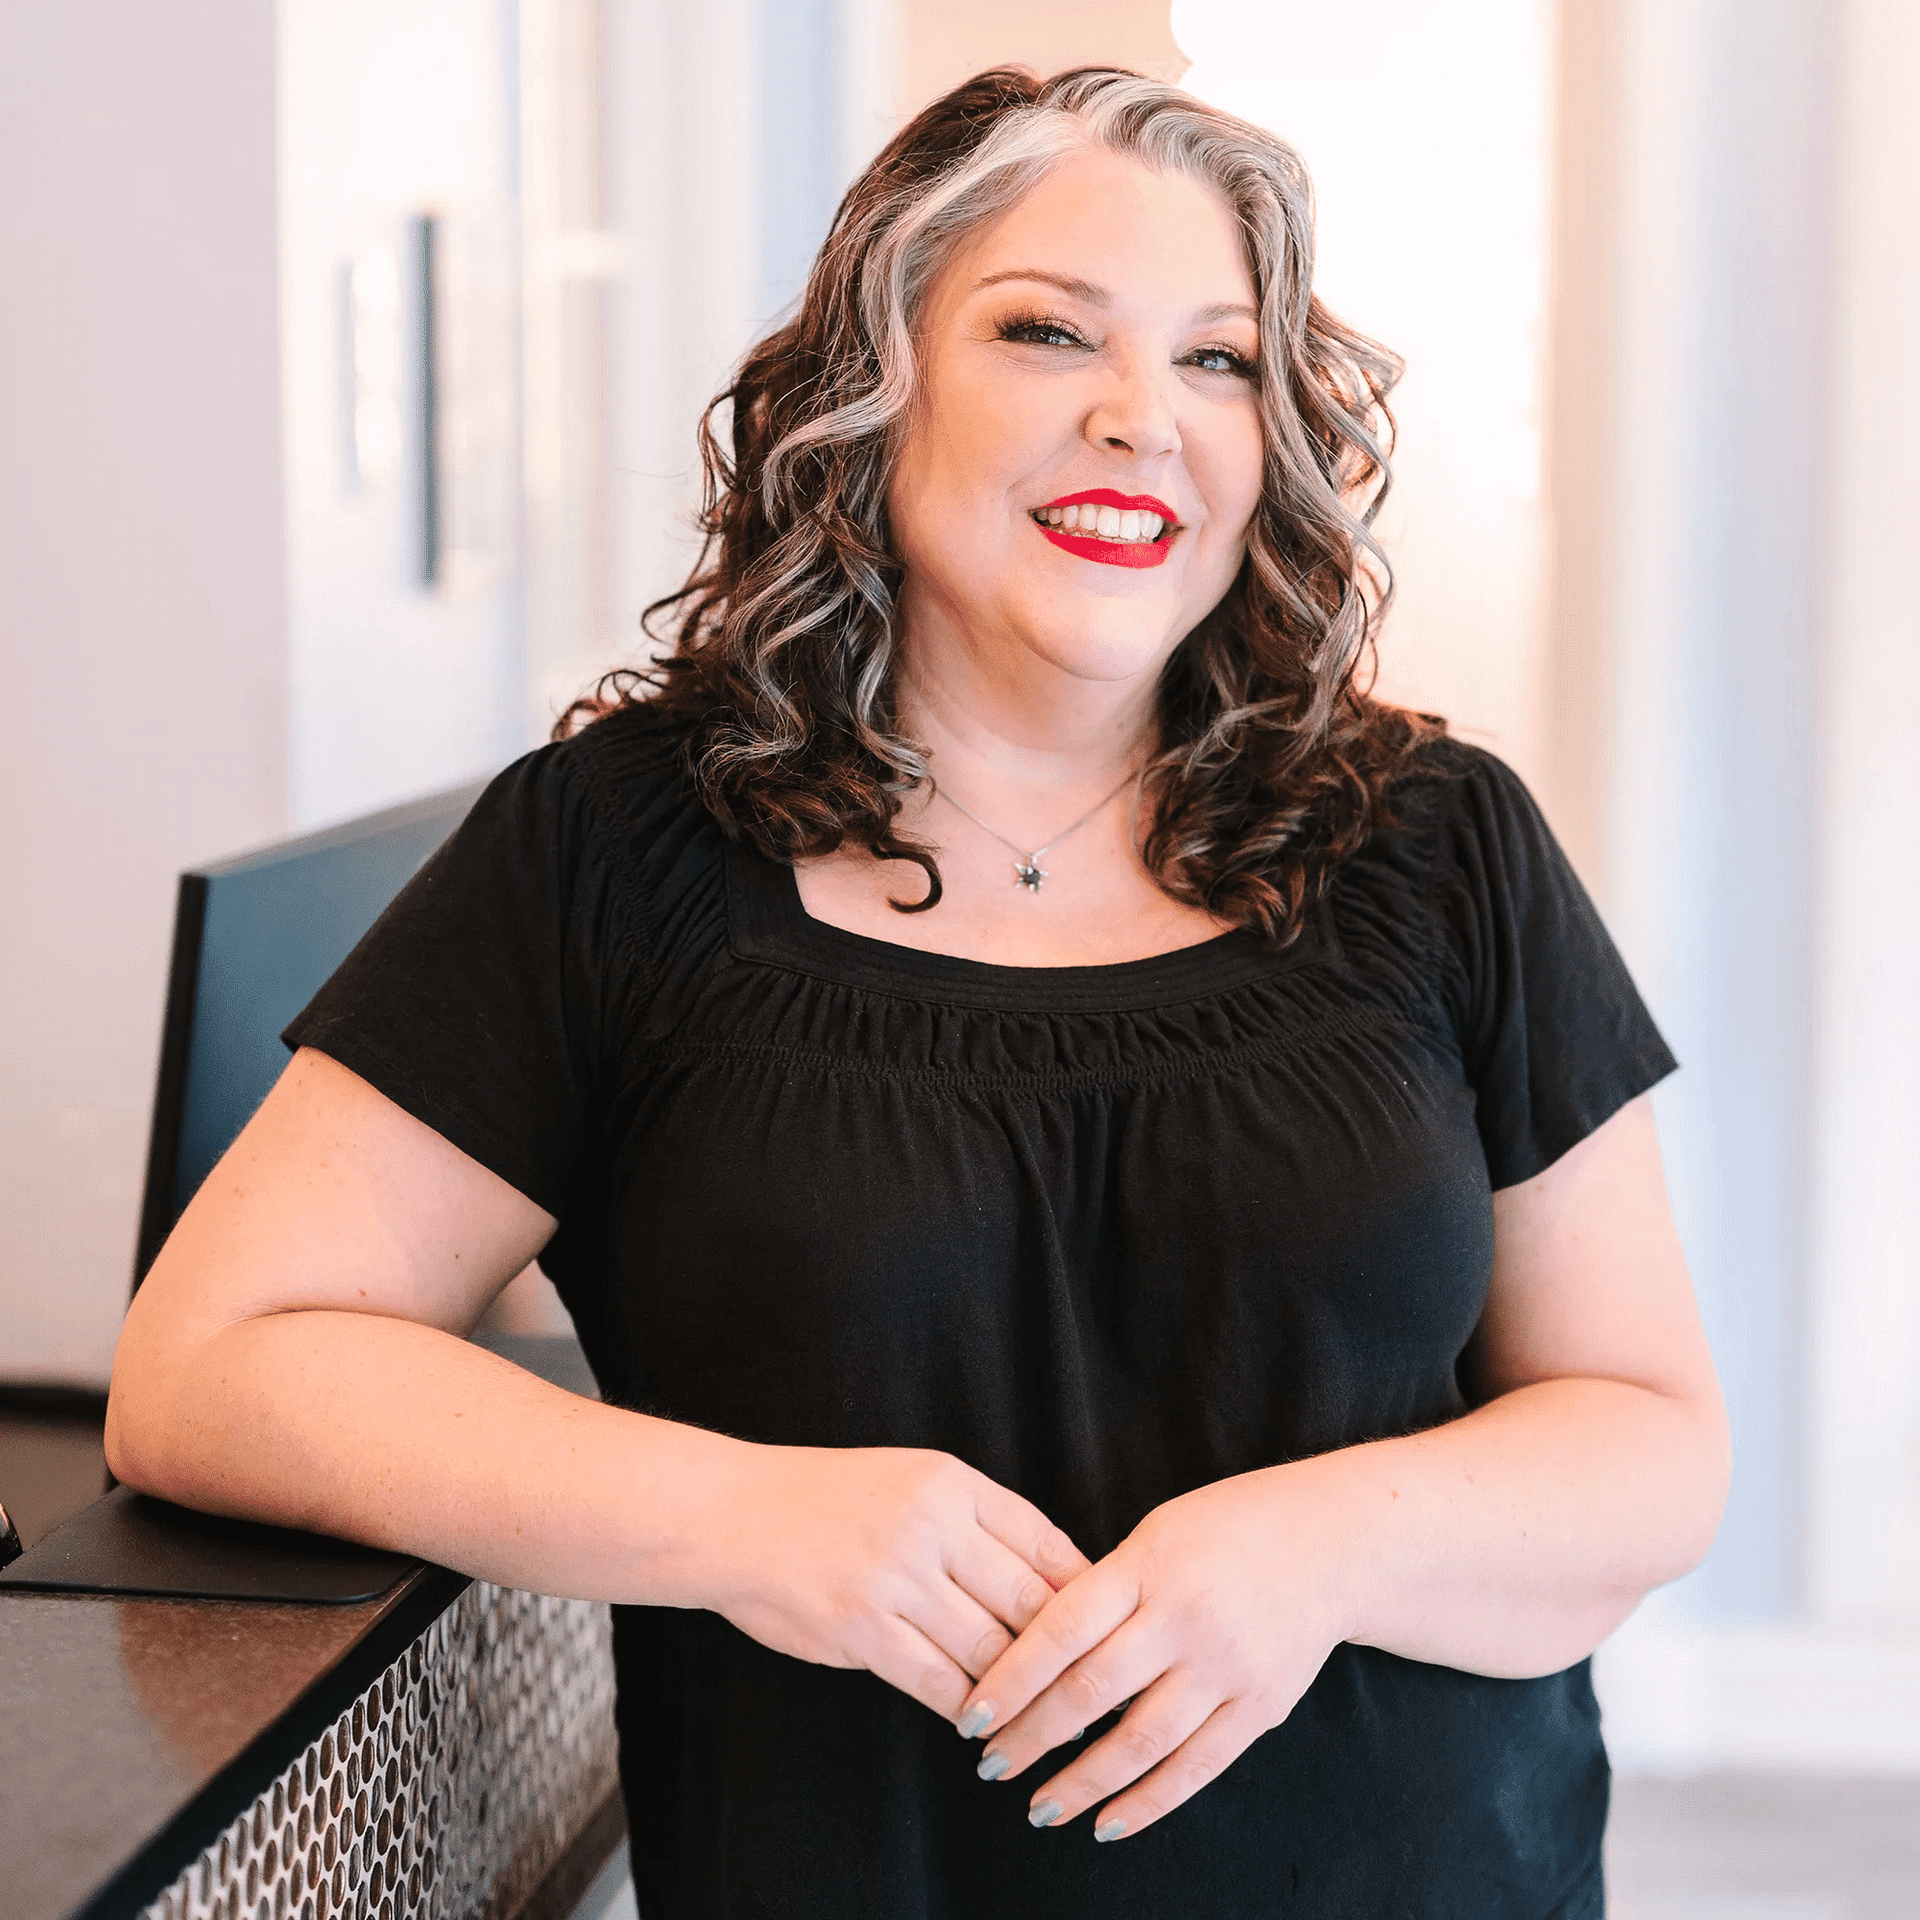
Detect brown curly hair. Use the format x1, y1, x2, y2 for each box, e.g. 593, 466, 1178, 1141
559, 65, 1440, 942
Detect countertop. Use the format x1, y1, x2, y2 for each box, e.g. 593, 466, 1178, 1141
3, 1563, 467, 1920
0, 1332, 596, 1920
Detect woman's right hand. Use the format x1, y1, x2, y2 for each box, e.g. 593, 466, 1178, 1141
696, 1444, 1091, 1726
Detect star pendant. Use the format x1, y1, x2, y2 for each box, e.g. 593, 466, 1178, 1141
1014, 858, 1048, 892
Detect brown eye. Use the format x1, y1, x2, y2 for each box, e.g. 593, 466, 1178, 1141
1000, 318, 1086, 350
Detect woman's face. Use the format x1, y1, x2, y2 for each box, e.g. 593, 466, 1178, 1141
888, 149, 1266, 701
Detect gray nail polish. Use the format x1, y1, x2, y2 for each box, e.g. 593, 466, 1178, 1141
976, 1750, 1009, 1782
957, 1702, 994, 1740
1094, 1817, 1127, 1844
1028, 1798, 1063, 1829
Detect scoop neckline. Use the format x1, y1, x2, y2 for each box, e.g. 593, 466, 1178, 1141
723, 837, 1329, 1013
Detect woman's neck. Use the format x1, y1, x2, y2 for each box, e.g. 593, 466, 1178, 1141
894, 639, 1158, 830
790, 621, 1225, 968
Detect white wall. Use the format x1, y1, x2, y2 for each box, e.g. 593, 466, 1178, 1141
581, 0, 899, 706
1175, 0, 1556, 795
0, 1, 290, 1383
278, 0, 530, 828
0, 0, 888, 1384
1806, 0, 1920, 1639
895, 0, 1186, 118
1594, 0, 1920, 1774
0, 0, 536, 1382
1598, 0, 1833, 1635
592, 0, 764, 704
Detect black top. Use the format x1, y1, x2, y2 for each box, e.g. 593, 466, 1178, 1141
286, 705, 1675, 1920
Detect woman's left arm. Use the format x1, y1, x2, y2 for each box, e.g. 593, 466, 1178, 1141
959, 1093, 1730, 1839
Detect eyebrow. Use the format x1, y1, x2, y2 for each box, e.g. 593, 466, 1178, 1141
1192, 300, 1259, 325
972, 268, 1110, 305
970, 268, 1257, 326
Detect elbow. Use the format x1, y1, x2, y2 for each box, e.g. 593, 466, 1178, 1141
103, 1323, 195, 1502
1547, 1389, 1731, 1669
103, 1365, 166, 1497
1640, 1385, 1734, 1592
1682, 1388, 1733, 1568
1675, 1438, 1733, 1584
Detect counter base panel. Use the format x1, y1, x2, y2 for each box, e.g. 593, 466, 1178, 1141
133, 1581, 619, 1920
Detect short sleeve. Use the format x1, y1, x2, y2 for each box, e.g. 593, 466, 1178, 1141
281, 744, 613, 1217
1434, 748, 1677, 1190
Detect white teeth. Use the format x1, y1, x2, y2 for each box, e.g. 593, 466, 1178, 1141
1034, 503, 1173, 541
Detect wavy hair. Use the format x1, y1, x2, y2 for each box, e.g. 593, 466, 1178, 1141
560, 65, 1440, 940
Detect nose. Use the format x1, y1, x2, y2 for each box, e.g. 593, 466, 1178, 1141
1083, 347, 1181, 463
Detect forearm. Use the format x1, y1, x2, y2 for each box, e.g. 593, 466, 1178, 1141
1298, 1376, 1729, 1677
106, 1308, 753, 1605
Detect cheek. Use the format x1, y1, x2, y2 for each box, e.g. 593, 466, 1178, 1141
894, 390, 1015, 540
1216, 415, 1267, 528
1191, 416, 1266, 565
924, 354, 1072, 509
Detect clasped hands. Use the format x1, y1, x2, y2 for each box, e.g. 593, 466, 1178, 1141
704, 1445, 1358, 1843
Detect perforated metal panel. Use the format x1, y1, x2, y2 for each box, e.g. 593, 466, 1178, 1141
138, 1584, 619, 1920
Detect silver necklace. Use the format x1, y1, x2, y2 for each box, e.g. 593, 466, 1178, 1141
932, 766, 1143, 893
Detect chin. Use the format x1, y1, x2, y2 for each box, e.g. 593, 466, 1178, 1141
1025, 613, 1188, 685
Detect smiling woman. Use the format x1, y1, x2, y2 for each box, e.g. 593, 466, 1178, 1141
567, 70, 1422, 961
106, 66, 1728, 1920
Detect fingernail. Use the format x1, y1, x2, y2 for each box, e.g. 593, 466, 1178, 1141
1070, 1727, 1085, 1741
956, 1702, 994, 1740
976, 1750, 1009, 1782
1094, 1817, 1127, 1843
1028, 1798, 1063, 1829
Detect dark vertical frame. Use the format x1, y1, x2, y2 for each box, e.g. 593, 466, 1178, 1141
417, 211, 442, 587
132, 872, 210, 1292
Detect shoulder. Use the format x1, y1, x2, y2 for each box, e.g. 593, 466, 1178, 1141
536, 700, 739, 964
1358, 733, 1572, 921
1327, 733, 1546, 911
540, 698, 699, 813
414, 700, 724, 964
1320, 734, 1589, 1012
1382, 733, 1539, 836
463, 699, 708, 857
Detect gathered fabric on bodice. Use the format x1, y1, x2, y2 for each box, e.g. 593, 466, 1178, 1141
288, 704, 1672, 1920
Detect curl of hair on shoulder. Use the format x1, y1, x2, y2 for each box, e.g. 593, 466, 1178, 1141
555, 64, 1444, 945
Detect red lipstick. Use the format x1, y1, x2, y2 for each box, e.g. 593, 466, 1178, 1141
1032, 488, 1182, 570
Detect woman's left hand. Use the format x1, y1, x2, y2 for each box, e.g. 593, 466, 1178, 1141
956, 1464, 1359, 1842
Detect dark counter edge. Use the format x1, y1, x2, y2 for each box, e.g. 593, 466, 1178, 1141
70, 1562, 473, 1920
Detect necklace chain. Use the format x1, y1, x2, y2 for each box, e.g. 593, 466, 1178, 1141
931, 766, 1143, 893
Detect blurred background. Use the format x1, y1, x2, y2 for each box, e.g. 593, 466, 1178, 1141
1, 2, 1915, 1911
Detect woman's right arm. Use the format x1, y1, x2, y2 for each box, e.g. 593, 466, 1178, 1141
107, 1046, 1087, 1718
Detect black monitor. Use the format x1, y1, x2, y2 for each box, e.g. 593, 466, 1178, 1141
131, 780, 486, 1288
